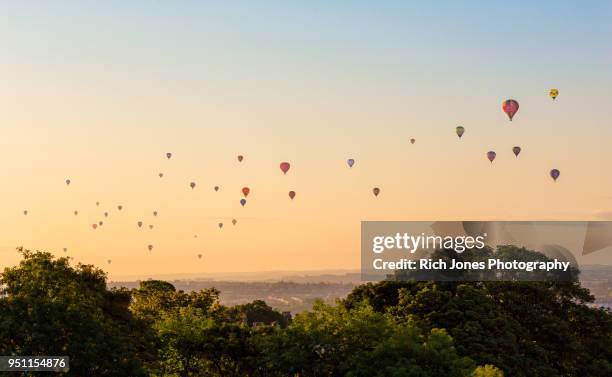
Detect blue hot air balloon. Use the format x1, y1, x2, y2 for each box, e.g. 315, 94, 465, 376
347, 158, 355, 168
240, 198, 247, 207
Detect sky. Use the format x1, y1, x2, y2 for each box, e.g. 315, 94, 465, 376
1, 1, 611, 279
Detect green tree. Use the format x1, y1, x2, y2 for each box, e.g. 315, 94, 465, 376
0, 249, 147, 377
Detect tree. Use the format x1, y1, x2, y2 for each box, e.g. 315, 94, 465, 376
0, 249, 147, 377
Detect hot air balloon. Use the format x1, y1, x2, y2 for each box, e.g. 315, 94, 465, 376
23, 210, 28, 216
550, 169, 560, 181
166, 152, 172, 160
153, 211, 158, 217
242, 187, 250, 197
117, 205, 123, 211
347, 158, 355, 168
63, 248, 67, 253
280, 162, 290, 174
240, 198, 247, 207
137, 221, 143, 228
107, 259, 112, 264
149, 225, 154, 230
159, 173, 164, 178
74, 210, 78, 216
98, 221, 103, 226
218, 223, 223, 229
148, 245, 153, 251
65, 179, 71, 186
104, 212, 108, 217
502, 99, 519, 121
197, 254, 202, 259
214, 186, 219, 192
96, 201, 100, 206
232, 219, 237, 225
410, 138, 416, 144
373, 187, 380, 197
487, 151, 497, 163
237, 155, 244, 162
549, 89, 559, 101
190, 182, 196, 189
512, 146, 521, 157
92, 223, 98, 229
456, 126, 465, 139
288, 191, 296, 200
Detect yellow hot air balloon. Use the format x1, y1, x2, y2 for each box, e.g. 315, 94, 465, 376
549, 88, 559, 101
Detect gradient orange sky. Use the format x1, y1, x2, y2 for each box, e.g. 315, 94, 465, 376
1, 2, 611, 279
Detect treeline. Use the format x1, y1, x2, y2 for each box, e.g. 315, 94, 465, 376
1, 248, 611, 376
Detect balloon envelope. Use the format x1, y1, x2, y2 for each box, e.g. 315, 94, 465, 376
237, 155, 244, 162
92, 224, 97, 229
280, 162, 290, 174
117, 205, 123, 210
190, 182, 196, 189
550, 169, 560, 181
148, 245, 153, 251
512, 146, 521, 157
242, 187, 250, 197
65, 179, 71, 185
373, 187, 380, 197
487, 151, 497, 163
289, 191, 296, 200
137, 221, 143, 227
410, 138, 416, 144
347, 158, 355, 168
166, 152, 172, 159
456, 126, 465, 138
218, 223, 223, 229
549, 89, 559, 100
240, 198, 247, 207
214, 186, 219, 191
232, 219, 237, 225
502, 99, 519, 121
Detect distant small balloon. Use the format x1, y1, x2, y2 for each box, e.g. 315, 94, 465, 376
487, 151, 497, 163
410, 138, 416, 144
107, 259, 112, 264
63, 248, 67, 253
159, 173, 164, 178
92, 223, 98, 229
280, 162, 290, 174
137, 221, 143, 228
237, 155, 244, 162
96, 201, 100, 206
149, 224, 154, 230
148, 245, 153, 251
166, 152, 172, 160
214, 186, 219, 192
153, 211, 158, 216
117, 205, 123, 211
218, 223, 223, 229
242, 187, 250, 197
549, 89, 559, 101
347, 158, 355, 168
190, 182, 196, 189
373, 187, 380, 197
240, 198, 247, 207
74, 210, 78, 216
550, 169, 560, 181
98, 221, 103, 226
232, 219, 237, 225
197, 254, 202, 259
65, 179, 71, 186
512, 146, 521, 157
288, 191, 296, 200
104, 212, 108, 217
456, 126, 465, 139
502, 99, 519, 121
23, 210, 28, 216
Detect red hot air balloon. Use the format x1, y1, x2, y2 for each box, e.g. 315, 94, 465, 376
288, 191, 296, 200
242, 187, 250, 197
373, 187, 380, 197
237, 155, 244, 162
502, 99, 519, 121
92, 223, 98, 229
280, 162, 290, 174
550, 169, 560, 181
487, 151, 497, 163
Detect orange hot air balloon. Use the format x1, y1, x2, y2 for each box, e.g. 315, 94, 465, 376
502, 99, 519, 121
288, 191, 296, 200
237, 155, 244, 162
373, 187, 380, 197
280, 162, 290, 174
242, 187, 250, 197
